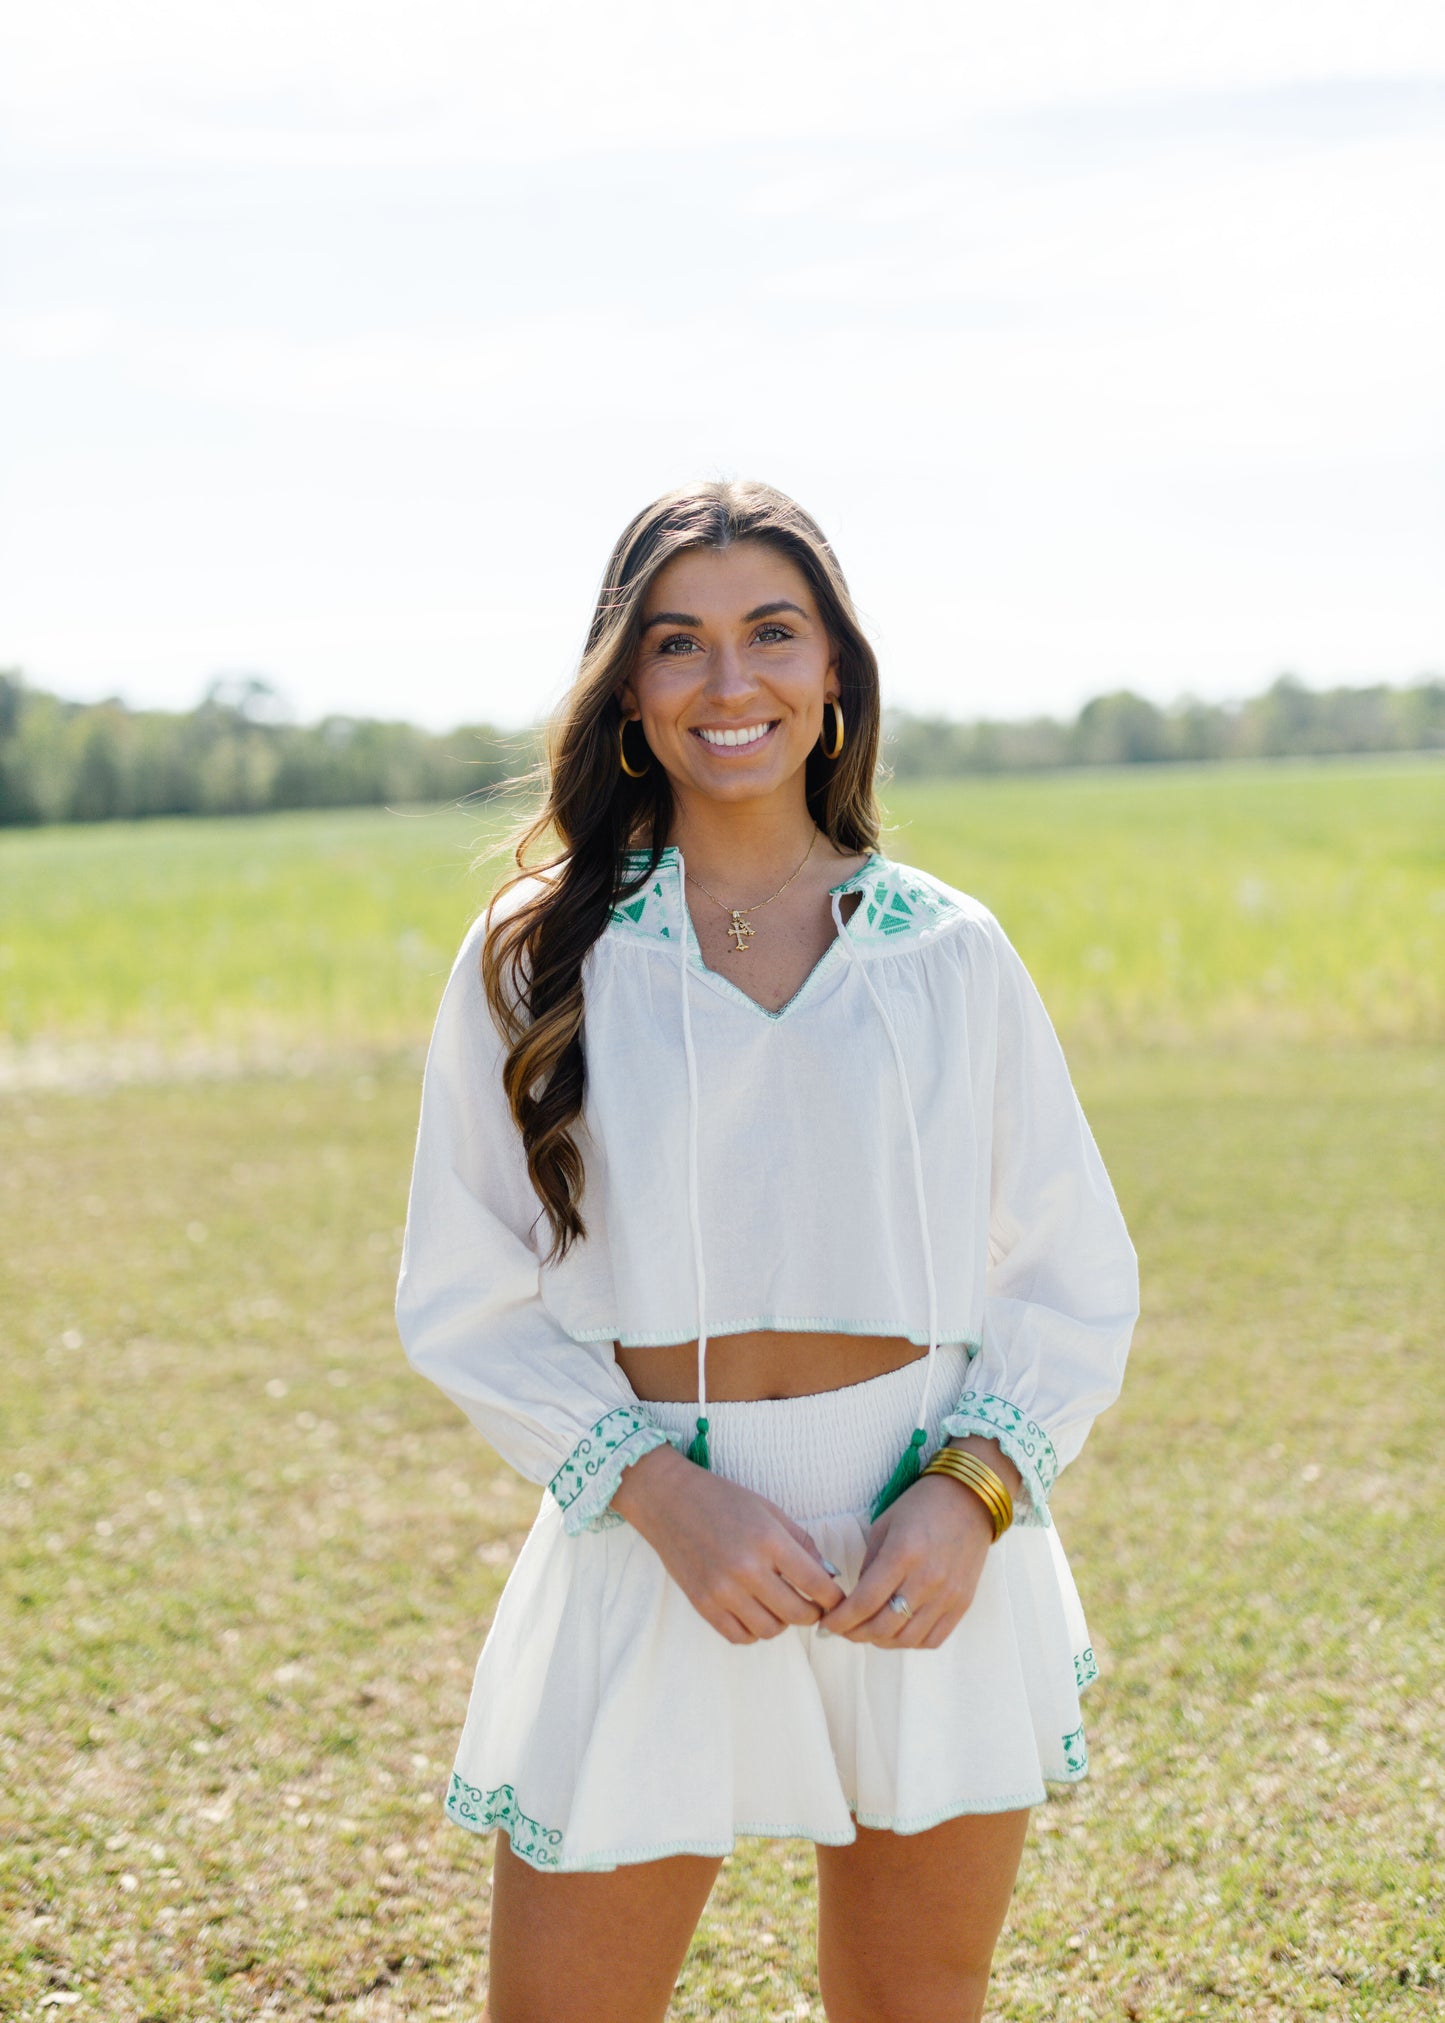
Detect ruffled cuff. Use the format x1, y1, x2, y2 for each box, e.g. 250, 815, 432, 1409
547, 1405, 670, 1535
938, 1390, 1059, 1528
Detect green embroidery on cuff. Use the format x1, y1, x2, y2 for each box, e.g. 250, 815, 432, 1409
1074, 1646, 1099, 1691
548, 1406, 666, 1531
549, 1405, 654, 1511
1061, 1726, 1089, 1777
446, 1775, 563, 1866
941, 1390, 1059, 1521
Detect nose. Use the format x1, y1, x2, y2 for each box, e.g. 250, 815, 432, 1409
703, 641, 759, 705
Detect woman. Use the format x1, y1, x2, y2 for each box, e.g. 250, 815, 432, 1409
395, 479, 1139, 2022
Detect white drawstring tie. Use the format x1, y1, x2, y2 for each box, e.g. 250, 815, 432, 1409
667, 852, 939, 1506
830, 890, 943, 1509
674, 849, 711, 1465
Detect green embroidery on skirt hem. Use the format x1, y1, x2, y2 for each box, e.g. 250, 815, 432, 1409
445, 1791, 1066, 1871
1060, 1725, 1089, 1776
445, 1776, 563, 1867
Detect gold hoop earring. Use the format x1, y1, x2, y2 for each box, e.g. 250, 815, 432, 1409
619, 717, 651, 778
820, 697, 845, 761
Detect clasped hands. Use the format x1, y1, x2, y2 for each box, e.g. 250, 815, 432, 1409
609, 1441, 1000, 1650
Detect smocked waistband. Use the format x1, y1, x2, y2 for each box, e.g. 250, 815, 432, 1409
639, 1344, 972, 1522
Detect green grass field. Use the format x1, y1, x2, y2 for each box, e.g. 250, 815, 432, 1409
2, 761, 1443, 2019
1, 756, 1441, 1075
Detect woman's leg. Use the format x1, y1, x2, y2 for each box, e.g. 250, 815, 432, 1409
815, 1809, 1031, 2023
484, 1830, 724, 2023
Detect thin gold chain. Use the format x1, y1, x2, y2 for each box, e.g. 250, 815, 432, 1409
684, 829, 819, 954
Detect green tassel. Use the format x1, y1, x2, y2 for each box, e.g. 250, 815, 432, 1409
686, 1415, 711, 1470
869, 1426, 927, 1521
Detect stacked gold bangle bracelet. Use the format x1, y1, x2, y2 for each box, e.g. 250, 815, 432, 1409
920, 1446, 1014, 1540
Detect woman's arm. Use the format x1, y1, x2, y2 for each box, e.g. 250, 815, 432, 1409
395, 900, 670, 1534
938, 912, 1140, 1523
822, 912, 1138, 1645
396, 899, 844, 1631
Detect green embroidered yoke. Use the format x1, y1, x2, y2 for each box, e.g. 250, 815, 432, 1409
395, 846, 1140, 1534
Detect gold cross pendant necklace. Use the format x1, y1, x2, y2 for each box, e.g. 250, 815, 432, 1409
685, 829, 818, 954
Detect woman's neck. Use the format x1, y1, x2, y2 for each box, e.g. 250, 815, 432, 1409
664, 811, 850, 892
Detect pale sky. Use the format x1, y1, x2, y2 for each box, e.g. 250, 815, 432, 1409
2, 2, 1443, 731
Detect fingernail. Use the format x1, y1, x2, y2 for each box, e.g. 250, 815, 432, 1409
821, 1558, 842, 1579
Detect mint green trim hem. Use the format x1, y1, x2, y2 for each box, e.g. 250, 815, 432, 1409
444, 1783, 1077, 1873
546, 1407, 670, 1535
566, 1319, 984, 1351
444, 1806, 857, 1874
853, 1787, 1047, 1833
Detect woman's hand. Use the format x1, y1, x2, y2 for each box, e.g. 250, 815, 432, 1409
609, 1443, 845, 1644
817, 1474, 995, 1649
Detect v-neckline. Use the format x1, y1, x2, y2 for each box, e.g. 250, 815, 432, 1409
656, 845, 884, 1024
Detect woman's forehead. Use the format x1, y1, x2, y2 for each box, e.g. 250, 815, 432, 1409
645, 540, 815, 617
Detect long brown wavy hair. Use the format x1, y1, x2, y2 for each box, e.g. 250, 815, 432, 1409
481, 478, 888, 1263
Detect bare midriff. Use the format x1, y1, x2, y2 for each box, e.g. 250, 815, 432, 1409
614, 1329, 928, 1404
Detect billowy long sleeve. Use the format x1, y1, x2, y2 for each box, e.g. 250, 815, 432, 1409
395, 898, 668, 1533
940, 915, 1140, 1524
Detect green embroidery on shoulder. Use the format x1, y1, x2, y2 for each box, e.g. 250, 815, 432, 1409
850, 864, 965, 944
603, 845, 963, 954
608, 868, 673, 941
607, 848, 963, 951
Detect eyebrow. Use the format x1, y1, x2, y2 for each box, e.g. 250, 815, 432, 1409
638, 600, 810, 634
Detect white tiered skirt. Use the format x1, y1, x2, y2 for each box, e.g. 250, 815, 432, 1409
444, 1347, 1097, 1873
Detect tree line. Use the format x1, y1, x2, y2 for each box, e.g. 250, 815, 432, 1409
0, 675, 533, 827
881, 674, 1445, 777
0, 668, 1440, 827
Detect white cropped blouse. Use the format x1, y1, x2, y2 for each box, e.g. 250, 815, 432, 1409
395, 844, 1140, 1535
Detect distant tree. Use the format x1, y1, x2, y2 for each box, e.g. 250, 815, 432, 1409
0, 668, 1438, 825
1070, 691, 1172, 765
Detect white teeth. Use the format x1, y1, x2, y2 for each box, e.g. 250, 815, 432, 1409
695, 722, 775, 748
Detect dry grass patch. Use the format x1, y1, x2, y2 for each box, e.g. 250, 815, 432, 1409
2, 1049, 1441, 2017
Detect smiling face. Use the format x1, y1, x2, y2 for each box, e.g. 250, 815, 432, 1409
616, 540, 840, 816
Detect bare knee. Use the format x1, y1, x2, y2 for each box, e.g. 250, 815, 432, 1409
819, 1949, 994, 2023
815, 1810, 1027, 2023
